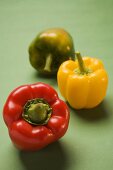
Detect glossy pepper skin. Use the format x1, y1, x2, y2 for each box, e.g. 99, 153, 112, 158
57, 52, 108, 109
29, 28, 75, 75
3, 82, 70, 151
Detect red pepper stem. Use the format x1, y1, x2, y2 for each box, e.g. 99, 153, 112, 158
75, 51, 86, 74
22, 98, 52, 125
27, 103, 48, 123
43, 54, 52, 72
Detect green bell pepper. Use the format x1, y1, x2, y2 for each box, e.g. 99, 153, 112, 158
29, 28, 75, 75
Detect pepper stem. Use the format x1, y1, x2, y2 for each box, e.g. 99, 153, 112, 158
27, 103, 48, 123
43, 54, 52, 72
75, 51, 87, 74
22, 98, 52, 125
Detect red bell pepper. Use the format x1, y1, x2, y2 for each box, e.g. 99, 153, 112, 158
3, 82, 70, 151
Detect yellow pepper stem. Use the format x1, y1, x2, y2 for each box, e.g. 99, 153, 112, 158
75, 51, 87, 74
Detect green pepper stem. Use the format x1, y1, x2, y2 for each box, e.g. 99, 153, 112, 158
43, 54, 52, 72
75, 51, 86, 74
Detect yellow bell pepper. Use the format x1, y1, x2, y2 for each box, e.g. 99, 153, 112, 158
57, 52, 108, 109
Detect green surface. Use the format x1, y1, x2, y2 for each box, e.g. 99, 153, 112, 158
0, 0, 113, 170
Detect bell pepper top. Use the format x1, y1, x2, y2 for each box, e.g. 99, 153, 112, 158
75, 51, 92, 75
22, 98, 52, 125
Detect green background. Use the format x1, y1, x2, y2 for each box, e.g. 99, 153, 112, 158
0, 0, 113, 170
